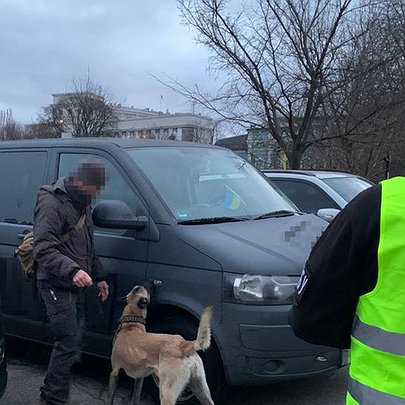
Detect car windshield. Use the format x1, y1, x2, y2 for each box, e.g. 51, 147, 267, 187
127, 147, 295, 221
323, 176, 373, 202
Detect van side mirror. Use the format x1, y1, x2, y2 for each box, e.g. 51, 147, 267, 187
93, 200, 148, 230
316, 208, 340, 222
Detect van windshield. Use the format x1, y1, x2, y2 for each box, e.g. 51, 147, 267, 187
127, 147, 296, 221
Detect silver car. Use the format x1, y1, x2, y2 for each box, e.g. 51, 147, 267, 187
264, 170, 374, 221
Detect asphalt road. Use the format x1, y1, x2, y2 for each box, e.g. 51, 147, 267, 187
0, 338, 348, 404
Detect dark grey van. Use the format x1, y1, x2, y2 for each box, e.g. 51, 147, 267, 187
0, 139, 345, 403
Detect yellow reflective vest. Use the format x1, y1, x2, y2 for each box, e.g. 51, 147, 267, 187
347, 177, 405, 404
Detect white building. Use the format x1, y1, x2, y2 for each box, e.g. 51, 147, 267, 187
51, 93, 214, 143
108, 105, 214, 143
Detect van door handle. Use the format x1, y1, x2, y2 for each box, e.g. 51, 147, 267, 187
17, 233, 29, 240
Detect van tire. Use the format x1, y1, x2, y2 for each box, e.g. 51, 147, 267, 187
145, 315, 228, 405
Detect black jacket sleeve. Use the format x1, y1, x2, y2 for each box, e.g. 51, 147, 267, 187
33, 191, 81, 280
288, 184, 381, 349
92, 253, 107, 283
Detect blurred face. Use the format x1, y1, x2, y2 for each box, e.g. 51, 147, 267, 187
70, 161, 106, 202
74, 179, 101, 199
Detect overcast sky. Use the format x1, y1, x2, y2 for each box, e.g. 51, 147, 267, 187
0, 0, 215, 123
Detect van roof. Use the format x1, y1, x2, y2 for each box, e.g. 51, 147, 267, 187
263, 169, 359, 179
0, 137, 221, 150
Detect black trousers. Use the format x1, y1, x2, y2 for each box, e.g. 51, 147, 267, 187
38, 282, 85, 405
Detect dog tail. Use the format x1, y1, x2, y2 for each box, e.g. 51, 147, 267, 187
180, 306, 213, 357
194, 306, 213, 352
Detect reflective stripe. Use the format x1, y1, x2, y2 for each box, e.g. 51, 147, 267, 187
352, 316, 405, 357
346, 391, 359, 405
350, 336, 405, 399
348, 377, 405, 404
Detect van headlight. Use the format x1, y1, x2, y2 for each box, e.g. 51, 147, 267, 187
223, 273, 299, 305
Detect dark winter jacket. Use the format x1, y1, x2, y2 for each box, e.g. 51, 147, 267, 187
33, 177, 107, 290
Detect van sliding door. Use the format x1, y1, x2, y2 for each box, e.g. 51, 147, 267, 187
0, 150, 49, 340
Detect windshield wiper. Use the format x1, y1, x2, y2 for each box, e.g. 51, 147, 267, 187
178, 216, 249, 225
253, 210, 299, 220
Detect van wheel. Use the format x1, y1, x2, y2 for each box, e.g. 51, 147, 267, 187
145, 315, 227, 405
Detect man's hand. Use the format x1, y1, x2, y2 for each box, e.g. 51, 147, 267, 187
73, 270, 93, 288
98, 281, 109, 302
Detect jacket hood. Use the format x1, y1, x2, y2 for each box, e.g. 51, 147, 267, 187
40, 177, 68, 203
41, 177, 89, 208
176, 214, 327, 276
53, 177, 67, 193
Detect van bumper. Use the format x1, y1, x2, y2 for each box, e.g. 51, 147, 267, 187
217, 303, 345, 386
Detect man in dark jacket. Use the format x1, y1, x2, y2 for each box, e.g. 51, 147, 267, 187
288, 181, 405, 404
33, 162, 109, 405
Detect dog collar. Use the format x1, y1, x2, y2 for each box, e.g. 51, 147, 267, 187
119, 315, 146, 325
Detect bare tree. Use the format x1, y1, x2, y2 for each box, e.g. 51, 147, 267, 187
42, 77, 117, 137
316, 0, 405, 179
160, 0, 367, 168
0, 109, 24, 141
24, 120, 61, 139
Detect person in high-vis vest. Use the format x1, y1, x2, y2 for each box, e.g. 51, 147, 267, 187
289, 177, 405, 404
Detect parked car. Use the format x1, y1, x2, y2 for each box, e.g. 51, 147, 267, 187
264, 170, 374, 221
0, 139, 347, 404
0, 313, 7, 399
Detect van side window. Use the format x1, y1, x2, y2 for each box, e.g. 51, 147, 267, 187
58, 153, 142, 232
0, 151, 47, 224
